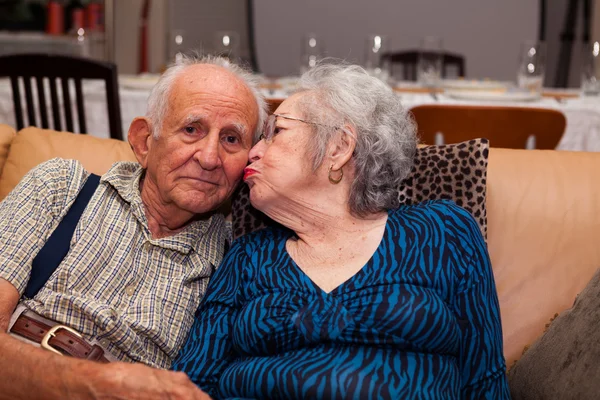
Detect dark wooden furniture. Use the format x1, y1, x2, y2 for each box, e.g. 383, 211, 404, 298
267, 98, 284, 114
382, 50, 466, 81
409, 104, 566, 149
0, 53, 123, 140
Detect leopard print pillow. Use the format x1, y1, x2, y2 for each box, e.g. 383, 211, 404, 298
231, 138, 488, 241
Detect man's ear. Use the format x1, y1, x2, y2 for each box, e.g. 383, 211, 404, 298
128, 117, 153, 168
329, 125, 357, 170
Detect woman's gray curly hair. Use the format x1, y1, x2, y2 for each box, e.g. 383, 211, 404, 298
146, 54, 268, 141
295, 61, 417, 216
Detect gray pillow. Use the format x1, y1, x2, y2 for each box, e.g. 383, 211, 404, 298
508, 268, 600, 400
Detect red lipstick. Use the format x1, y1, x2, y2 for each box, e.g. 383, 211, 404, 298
243, 168, 257, 181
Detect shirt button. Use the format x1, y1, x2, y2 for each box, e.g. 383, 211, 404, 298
99, 339, 110, 348
125, 286, 135, 296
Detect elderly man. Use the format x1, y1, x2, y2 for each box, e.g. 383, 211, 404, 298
0, 55, 266, 399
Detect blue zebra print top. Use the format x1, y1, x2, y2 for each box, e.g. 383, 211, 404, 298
173, 200, 510, 399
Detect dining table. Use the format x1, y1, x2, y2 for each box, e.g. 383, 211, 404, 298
1, 75, 599, 152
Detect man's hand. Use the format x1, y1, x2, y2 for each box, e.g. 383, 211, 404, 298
79, 362, 212, 400
1, 278, 209, 400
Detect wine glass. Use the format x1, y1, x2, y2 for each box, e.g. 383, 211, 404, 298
167, 29, 186, 64
364, 34, 391, 83
417, 36, 443, 88
517, 41, 546, 94
581, 41, 600, 96
300, 33, 323, 74
214, 30, 240, 63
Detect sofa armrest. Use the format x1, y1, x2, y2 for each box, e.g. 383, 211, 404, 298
0, 124, 16, 177
0, 127, 136, 200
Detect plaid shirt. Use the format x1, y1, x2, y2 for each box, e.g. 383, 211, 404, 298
0, 159, 228, 368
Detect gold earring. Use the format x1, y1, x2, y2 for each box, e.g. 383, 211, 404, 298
328, 164, 343, 184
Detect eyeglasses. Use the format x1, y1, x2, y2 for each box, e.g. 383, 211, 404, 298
259, 113, 338, 144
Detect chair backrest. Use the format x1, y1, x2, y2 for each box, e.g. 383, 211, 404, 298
409, 104, 566, 149
381, 50, 465, 81
267, 98, 284, 114
0, 53, 123, 140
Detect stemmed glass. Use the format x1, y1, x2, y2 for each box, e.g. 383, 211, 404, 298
517, 41, 546, 94
364, 34, 391, 83
581, 41, 600, 96
417, 36, 443, 88
167, 29, 186, 64
214, 31, 240, 63
300, 33, 323, 74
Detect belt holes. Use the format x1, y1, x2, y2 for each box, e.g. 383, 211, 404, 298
85, 352, 88, 355
25, 324, 29, 327
68, 340, 74, 344
39, 330, 43, 334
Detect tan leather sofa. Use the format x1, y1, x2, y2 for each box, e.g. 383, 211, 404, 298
1, 124, 599, 367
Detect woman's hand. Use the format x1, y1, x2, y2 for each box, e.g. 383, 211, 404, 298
78, 361, 212, 400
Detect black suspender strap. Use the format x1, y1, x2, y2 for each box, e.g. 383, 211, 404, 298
23, 174, 101, 299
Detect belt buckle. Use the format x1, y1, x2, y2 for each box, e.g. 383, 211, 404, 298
40, 325, 82, 355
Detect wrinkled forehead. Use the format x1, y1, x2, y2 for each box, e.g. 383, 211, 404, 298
274, 91, 313, 117
170, 65, 259, 128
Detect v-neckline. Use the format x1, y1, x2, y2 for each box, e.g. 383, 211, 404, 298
283, 210, 391, 296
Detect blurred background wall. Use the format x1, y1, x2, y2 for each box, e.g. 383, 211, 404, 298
253, 0, 537, 80
107, 0, 596, 86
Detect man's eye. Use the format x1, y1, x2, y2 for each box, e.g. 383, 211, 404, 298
273, 127, 282, 136
224, 135, 239, 144
184, 126, 197, 135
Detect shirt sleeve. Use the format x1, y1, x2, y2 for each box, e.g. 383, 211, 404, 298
171, 237, 248, 397
442, 202, 510, 400
0, 158, 88, 295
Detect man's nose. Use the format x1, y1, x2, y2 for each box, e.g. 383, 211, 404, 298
195, 131, 222, 170
248, 140, 265, 163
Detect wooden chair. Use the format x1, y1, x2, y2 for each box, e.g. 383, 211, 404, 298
267, 98, 284, 114
0, 53, 123, 140
409, 105, 566, 149
381, 50, 465, 81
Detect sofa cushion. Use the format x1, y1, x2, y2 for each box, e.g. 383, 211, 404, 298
507, 268, 600, 399
0, 124, 16, 177
231, 138, 489, 240
487, 148, 600, 366
0, 127, 136, 200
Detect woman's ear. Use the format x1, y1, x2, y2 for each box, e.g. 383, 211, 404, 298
128, 117, 153, 168
329, 125, 357, 170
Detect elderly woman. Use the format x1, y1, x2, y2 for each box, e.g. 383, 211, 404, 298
172, 63, 510, 399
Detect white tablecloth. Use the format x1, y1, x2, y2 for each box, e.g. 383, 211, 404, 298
1, 78, 600, 152
395, 92, 600, 152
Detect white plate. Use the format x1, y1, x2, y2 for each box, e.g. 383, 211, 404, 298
441, 79, 510, 91
445, 90, 541, 102
119, 74, 160, 90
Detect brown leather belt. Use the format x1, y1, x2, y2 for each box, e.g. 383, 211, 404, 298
10, 312, 110, 363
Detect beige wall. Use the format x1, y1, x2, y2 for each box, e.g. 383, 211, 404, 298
112, 0, 247, 74
111, 1, 591, 87
115, 0, 536, 80
167, 0, 250, 63
594, 0, 600, 42
114, 0, 167, 74
253, 0, 537, 80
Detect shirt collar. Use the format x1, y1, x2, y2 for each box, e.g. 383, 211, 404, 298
101, 162, 227, 264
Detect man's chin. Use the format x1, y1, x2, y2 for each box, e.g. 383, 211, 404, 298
178, 196, 227, 216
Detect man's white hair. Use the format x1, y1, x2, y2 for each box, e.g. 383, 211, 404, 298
145, 54, 267, 140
